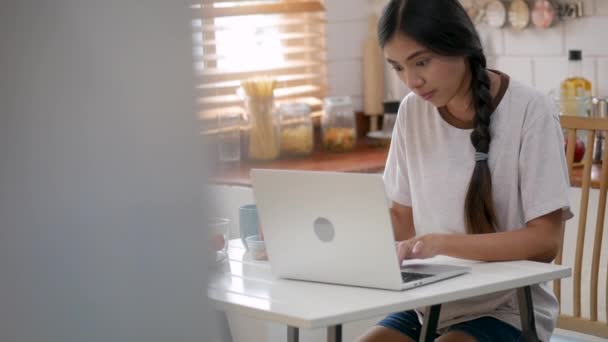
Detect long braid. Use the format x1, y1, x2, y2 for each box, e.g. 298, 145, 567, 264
464, 52, 498, 234
377, 0, 499, 234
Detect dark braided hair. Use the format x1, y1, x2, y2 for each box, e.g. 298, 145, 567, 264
378, 0, 497, 234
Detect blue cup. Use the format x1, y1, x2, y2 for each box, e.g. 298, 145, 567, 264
239, 204, 260, 250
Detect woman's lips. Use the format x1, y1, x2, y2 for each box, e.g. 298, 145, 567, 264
420, 90, 436, 101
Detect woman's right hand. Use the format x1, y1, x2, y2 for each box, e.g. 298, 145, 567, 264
396, 234, 442, 265
395, 239, 421, 266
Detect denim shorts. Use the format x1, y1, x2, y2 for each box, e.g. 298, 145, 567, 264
378, 310, 522, 342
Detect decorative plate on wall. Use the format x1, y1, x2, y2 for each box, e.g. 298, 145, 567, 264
531, 0, 557, 29
485, 0, 507, 28
508, 0, 530, 30
461, 0, 479, 22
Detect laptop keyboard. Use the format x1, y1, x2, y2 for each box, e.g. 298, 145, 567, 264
401, 272, 433, 283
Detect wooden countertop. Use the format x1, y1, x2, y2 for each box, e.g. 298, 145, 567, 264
210, 140, 600, 189
570, 164, 602, 189
210, 139, 388, 187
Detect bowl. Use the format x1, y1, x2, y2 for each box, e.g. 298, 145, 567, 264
245, 234, 268, 261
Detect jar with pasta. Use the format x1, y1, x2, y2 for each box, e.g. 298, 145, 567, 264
279, 102, 314, 157
322, 96, 357, 152
241, 77, 280, 161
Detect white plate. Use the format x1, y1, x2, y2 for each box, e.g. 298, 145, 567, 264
486, 0, 507, 28
509, 0, 530, 30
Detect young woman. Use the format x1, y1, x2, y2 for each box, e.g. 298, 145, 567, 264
358, 1, 573, 341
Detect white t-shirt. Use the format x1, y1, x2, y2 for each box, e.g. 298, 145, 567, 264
383, 72, 573, 341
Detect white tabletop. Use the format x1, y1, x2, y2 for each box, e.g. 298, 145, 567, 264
208, 240, 571, 329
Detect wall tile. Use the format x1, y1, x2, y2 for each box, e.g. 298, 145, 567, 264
327, 20, 368, 61
477, 25, 504, 56
595, 0, 608, 16
494, 57, 534, 87
351, 96, 363, 111
328, 59, 362, 97
579, 0, 597, 16
598, 58, 608, 96
325, 0, 370, 22
565, 17, 608, 55
503, 25, 564, 56
583, 58, 598, 96
597, 0, 608, 16
533, 57, 567, 95
486, 56, 498, 69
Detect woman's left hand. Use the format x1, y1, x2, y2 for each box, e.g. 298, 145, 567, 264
396, 234, 443, 265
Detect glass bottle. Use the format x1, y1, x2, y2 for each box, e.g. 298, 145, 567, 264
279, 102, 314, 157
322, 96, 357, 152
560, 50, 592, 116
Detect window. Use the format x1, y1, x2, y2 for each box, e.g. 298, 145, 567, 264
192, 0, 328, 130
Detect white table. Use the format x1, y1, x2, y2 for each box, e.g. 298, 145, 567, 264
208, 240, 571, 342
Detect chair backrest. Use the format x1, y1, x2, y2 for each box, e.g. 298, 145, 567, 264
557, 115, 608, 337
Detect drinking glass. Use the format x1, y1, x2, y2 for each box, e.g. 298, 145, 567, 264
208, 217, 230, 262
218, 112, 241, 162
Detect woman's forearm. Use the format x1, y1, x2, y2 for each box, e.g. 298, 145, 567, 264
390, 203, 416, 241
396, 210, 564, 264
409, 210, 565, 263
436, 225, 560, 262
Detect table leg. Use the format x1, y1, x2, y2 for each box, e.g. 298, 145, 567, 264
517, 286, 540, 342
327, 324, 342, 342
419, 304, 441, 342
287, 326, 299, 342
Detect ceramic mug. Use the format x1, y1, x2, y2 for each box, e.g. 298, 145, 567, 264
239, 204, 261, 250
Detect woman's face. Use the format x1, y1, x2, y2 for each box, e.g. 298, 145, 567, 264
383, 33, 469, 107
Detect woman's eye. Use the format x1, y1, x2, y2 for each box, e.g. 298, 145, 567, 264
415, 58, 430, 67
392, 65, 403, 72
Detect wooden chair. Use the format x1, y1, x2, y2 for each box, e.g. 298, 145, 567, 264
556, 115, 608, 338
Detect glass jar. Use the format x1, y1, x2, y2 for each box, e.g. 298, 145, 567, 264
279, 103, 314, 157
243, 95, 280, 161
322, 96, 357, 152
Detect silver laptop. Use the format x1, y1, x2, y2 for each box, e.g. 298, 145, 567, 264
251, 169, 470, 291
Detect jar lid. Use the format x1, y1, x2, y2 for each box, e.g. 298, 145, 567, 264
279, 102, 311, 116
592, 97, 608, 118
323, 96, 354, 114
569, 50, 582, 61
324, 96, 353, 107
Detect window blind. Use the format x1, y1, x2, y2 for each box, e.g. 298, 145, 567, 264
192, 0, 328, 130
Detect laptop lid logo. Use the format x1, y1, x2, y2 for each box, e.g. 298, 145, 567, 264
313, 217, 335, 242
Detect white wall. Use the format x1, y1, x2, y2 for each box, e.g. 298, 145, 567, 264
325, 0, 373, 111
479, 0, 608, 97
325, 0, 608, 113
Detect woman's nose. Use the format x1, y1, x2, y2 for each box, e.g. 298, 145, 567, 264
404, 71, 424, 89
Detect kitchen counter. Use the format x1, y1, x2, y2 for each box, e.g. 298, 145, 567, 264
571, 163, 602, 189
210, 138, 388, 187
209, 141, 600, 189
